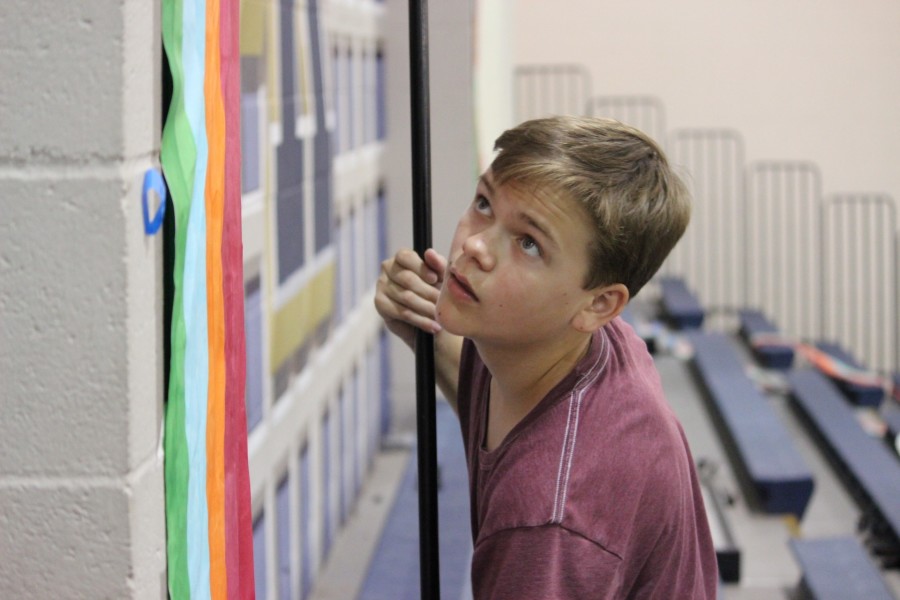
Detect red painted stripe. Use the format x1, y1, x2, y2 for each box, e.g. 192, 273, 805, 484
219, 0, 255, 597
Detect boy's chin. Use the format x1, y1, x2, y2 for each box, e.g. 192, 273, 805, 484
438, 320, 465, 337
434, 301, 465, 337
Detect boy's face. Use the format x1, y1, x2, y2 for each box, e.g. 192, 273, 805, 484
436, 169, 598, 347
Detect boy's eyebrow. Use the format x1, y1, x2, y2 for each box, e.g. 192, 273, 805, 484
479, 172, 559, 248
478, 174, 494, 194
516, 211, 557, 246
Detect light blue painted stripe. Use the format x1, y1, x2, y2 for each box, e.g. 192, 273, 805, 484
181, 0, 212, 596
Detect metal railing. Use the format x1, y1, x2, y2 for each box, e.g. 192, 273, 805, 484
513, 64, 591, 122
511, 63, 900, 373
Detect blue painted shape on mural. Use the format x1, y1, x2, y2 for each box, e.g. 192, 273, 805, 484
307, 0, 333, 252
300, 444, 313, 600
376, 51, 386, 140
367, 343, 379, 458
244, 278, 263, 431
332, 217, 343, 322
276, 476, 292, 600
379, 329, 391, 436
276, 0, 306, 283
332, 48, 341, 158
322, 410, 333, 557
339, 385, 349, 524
350, 370, 360, 497
364, 199, 375, 288
377, 188, 388, 264
240, 68, 261, 193
349, 209, 358, 305
347, 50, 356, 150
253, 512, 267, 600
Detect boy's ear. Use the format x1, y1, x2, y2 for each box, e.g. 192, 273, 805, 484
572, 283, 630, 333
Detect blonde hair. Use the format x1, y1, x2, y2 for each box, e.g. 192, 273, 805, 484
490, 116, 690, 298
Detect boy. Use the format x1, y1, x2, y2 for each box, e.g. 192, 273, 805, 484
375, 116, 718, 598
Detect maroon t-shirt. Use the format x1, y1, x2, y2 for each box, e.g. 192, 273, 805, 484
457, 317, 718, 599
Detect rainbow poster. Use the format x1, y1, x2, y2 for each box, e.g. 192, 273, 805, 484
161, 0, 255, 598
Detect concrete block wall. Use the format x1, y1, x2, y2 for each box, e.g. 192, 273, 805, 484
0, 1, 167, 598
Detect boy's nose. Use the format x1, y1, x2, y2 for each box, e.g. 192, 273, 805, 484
462, 232, 495, 271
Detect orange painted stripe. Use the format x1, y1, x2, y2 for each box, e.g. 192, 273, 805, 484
204, 0, 228, 597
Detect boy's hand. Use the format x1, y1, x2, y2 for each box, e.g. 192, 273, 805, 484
374, 248, 447, 350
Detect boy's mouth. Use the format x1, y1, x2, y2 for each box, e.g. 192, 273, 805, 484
448, 270, 479, 302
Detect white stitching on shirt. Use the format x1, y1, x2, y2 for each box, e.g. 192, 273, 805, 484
550, 385, 577, 522
550, 329, 610, 524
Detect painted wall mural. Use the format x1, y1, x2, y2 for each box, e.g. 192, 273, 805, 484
163, 0, 389, 596
161, 0, 255, 598
241, 0, 338, 401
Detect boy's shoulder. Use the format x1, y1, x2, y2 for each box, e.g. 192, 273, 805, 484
594, 317, 661, 392
579, 318, 682, 452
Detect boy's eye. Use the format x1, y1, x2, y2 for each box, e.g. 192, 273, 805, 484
474, 195, 492, 215
519, 236, 542, 258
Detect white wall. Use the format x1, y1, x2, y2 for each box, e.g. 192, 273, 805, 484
510, 0, 900, 214
385, 0, 477, 431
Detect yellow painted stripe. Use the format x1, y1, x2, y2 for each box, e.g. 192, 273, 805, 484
270, 263, 336, 373
238, 0, 266, 56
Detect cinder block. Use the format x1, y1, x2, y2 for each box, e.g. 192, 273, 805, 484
0, 484, 131, 600
121, 0, 162, 160
128, 455, 167, 600
0, 177, 130, 477
0, 3, 133, 161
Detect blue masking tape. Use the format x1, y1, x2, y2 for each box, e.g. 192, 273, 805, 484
142, 168, 167, 235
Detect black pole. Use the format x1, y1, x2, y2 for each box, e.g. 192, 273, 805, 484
408, 0, 440, 599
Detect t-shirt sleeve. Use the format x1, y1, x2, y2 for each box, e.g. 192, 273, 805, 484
471, 525, 624, 600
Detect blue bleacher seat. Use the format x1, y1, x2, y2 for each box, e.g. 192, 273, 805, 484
789, 536, 895, 600
620, 307, 658, 354
814, 341, 884, 407
658, 277, 705, 329
882, 399, 900, 449
737, 309, 794, 370
686, 331, 814, 518
787, 369, 900, 552
883, 375, 900, 447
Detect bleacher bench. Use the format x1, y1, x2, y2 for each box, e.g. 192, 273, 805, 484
883, 376, 900, 447
815, 341, 884, 407
789, 536, 895, 600
686, 331, 814, 518
738, 309, 794, 370
787, 369, 900, 551
658, 277, 704, 329
620, 307, 657, 354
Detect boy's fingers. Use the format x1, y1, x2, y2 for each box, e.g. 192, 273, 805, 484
374, 248, 446, 339
374, 286, 441, 334
423, 248, 447, 283
395, 247, 441, 285
393, 267, 440, 300
378, 257, 438, 307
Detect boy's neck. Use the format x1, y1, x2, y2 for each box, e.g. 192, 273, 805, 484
476, 329, 594, 416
